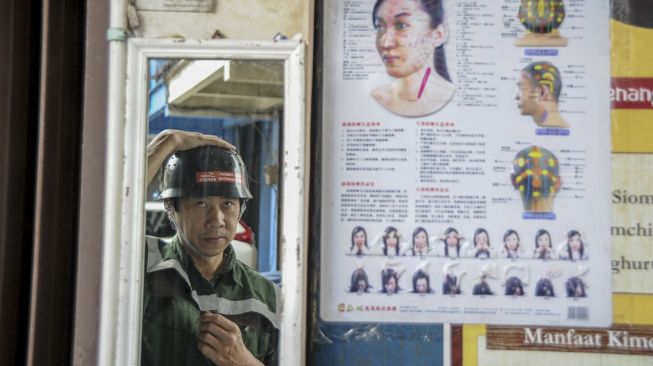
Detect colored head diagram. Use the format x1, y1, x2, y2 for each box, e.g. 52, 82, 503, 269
511, 146, 561, 213
519, 0, 565, 34
523, 62, 561, 102
516, 0, 567, 46
516, 62, 569, 128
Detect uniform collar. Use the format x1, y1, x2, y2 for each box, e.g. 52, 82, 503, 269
170, 235, 244, 288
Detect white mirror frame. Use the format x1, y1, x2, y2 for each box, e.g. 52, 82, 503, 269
99, 38, 307, 366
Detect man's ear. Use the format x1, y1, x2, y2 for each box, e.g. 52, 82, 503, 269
539, 84, 555, 102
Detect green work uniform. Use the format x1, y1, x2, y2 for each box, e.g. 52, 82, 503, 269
141, 235, 280, 366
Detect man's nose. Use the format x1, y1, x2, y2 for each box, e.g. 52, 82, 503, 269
206, 205, 225, 228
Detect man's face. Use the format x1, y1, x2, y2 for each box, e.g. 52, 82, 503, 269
515, 71, 540, 115
174, 196, 240, 259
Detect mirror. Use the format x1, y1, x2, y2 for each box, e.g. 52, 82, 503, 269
100, 39, 307, 366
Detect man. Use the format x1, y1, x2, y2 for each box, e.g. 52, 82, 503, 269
142, 129, 279, 366
515, 61, 569, 128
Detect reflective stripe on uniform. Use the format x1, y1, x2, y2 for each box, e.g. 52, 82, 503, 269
145, 236, 280, 329
197, 294, 281, 329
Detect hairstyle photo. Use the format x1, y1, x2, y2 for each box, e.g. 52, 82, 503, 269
381, 267, 401, 294
383, 226, 401, 256
412, 268, 432, 294
505, 276, 525, 296
350, 225, 368, 255
349, 268, 371, 293
443, 227, 461, 257
411, 226, 430, 256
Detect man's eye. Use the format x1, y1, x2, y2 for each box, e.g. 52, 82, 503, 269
196, 200, 208, 207
222, 201, 236, 209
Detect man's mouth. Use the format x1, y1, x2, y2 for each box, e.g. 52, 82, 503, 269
200, 234, 228, 243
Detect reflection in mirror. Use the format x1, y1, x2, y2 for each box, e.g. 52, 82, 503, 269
146, 58, 283, 275
142, 58, 284, 365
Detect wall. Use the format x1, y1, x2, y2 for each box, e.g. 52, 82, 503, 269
135, 0, 307, 40
72, 0, 314, 364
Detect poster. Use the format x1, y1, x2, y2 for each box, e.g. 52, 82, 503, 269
461, 325, 653, 366
320, 0, 611, 326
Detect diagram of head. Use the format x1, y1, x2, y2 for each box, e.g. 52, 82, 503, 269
516, 62, 568, 127
518, 0, 566, 34
511, 145, 561, 213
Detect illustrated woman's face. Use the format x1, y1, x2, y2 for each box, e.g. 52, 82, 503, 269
415, 277, 428, 293
414, 231, 427, 251
569, 234, 582, 251
386, 232, 399, 248
537, 233, 551, 249
354, 231, 366, 249
374, 0, 444, 78
505, 233, 519, 251
475, 232, 489, 250
385, 276, 397, 293
445, 231, 459, 247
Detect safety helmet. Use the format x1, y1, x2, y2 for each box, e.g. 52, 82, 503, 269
158, 145, 253, 200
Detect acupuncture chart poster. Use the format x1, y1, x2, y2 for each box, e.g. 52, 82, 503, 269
320, 0, 611, 326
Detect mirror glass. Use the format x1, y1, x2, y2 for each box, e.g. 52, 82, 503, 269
145, 58, 284, 277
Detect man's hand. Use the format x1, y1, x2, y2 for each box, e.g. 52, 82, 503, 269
146, 129, 235, 185
198, 312, 263, 366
